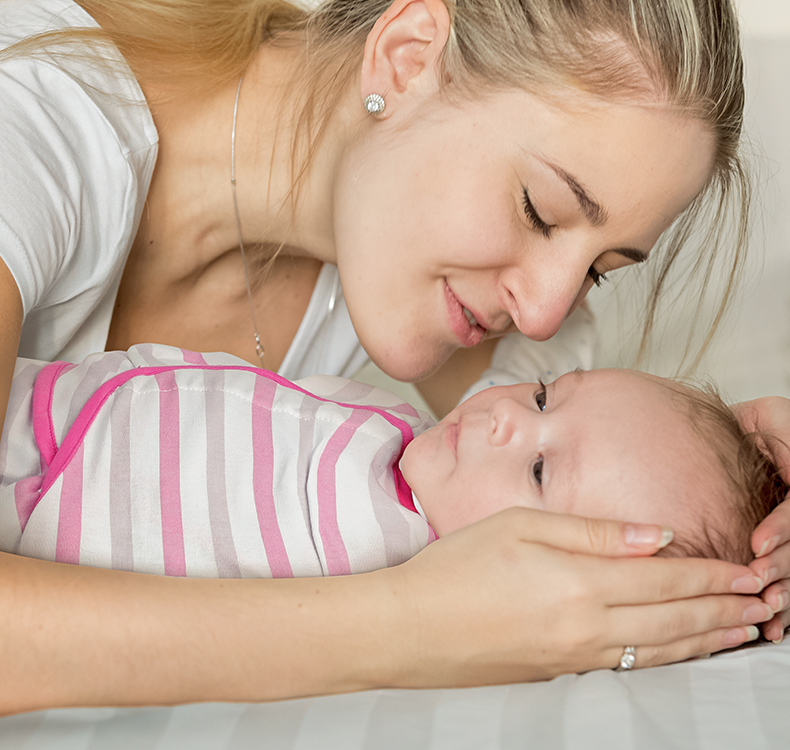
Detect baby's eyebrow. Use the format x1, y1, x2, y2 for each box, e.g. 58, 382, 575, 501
562, 368, 585, 384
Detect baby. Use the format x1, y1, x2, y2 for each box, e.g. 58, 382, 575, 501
0, 344, 782, 578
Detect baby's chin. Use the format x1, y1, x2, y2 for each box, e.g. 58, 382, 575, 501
398, 434, 419, 485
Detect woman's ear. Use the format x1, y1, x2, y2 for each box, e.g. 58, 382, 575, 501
360, 0, 451, 117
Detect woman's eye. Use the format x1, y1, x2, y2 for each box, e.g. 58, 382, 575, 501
535, 382, 547, 411
532, 456, 544, 487
587, 266, 609, 288
522, 187, 554, 239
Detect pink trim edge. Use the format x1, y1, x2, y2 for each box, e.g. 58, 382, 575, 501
32, 361, 76, 468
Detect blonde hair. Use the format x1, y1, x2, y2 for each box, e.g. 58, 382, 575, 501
656, 380, 786, 565
7, 0, 749, 359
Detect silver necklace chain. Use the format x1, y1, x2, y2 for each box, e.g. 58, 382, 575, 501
231, 73, 265, 368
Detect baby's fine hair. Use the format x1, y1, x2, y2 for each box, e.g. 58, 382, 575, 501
656, 381, 787, 566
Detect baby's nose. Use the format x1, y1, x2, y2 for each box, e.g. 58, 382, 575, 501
489, 397, 534, 447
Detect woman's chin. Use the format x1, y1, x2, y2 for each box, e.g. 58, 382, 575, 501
367, 339, 454, 384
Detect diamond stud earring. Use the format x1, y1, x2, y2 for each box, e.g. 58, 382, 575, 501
364, 93, 386, 115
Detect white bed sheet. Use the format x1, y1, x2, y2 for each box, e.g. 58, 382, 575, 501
1, 2, 788, 747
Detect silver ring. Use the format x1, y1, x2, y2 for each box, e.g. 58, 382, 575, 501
615, 645, 637, 671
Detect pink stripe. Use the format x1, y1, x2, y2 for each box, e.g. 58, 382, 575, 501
251, 376, 293, 577
180, 349, 208, 365
31, 361, 76, 467
55, 442, 84, 564
38, 365, 425, 519
317, 410, 372, 576
390, 402, 420, 419
250, 377, 293, 577
156, 370, 186, 577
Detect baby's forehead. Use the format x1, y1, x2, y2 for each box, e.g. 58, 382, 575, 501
562, 368, 683, 406
569, 369, 711, 464
567, 371, 728, 516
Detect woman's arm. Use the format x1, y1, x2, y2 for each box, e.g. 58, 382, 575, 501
0, 258, 23, 439
0, 509, 767, 715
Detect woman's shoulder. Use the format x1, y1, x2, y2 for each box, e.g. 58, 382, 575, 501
0, 1, 159, 355
0, 0, 158, 155
0, 0, 88, 47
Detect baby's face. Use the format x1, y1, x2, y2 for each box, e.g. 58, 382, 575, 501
400, 369, 719, 536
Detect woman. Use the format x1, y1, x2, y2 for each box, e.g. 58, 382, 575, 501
0, 0, 786, 714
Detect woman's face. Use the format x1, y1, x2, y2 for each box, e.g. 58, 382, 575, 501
332, 87, 715, 381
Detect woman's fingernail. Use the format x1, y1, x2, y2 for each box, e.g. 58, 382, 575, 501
756, 536, 781, 558
724, 626, 758, 648
745, 625, 760, 641
625, 524, 673, 548
731, 575, 763, 594
742, 603, 773, 624
763, 567, 779, 586
773, 591, 790, 613
772, 632, 784, 645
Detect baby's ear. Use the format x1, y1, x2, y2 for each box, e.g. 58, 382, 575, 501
360, 0, 451, 116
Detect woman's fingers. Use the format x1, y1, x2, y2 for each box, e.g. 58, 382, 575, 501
500, 507, 674, 557
609, 625, 762, 671
750, 529, 790, 586
604, 594, 773, 648
599, 594, 771, 671
584, 555, 762, 607
751, 496, 790, 560
750, 516, 790, 642
733, 397, 790, 478
761, 610, 790, 643
755, 576, 790, 642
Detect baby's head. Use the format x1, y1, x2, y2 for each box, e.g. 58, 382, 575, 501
400, 369, 785, 564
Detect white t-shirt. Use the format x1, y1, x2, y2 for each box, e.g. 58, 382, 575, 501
0, 0, 591, 388
0, 0, 368, 380
0, 0, 157, 362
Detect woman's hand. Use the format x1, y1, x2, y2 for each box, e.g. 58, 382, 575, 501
381, 508, 768, 686
0, 508, 767, 714
735, 396, 790, 642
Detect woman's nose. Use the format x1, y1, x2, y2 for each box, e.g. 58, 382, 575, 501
501, 253, 593, 341
489, 397, 534, 447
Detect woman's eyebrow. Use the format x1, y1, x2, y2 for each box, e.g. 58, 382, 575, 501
541, 160, 650, 263
545, 162, 609, 226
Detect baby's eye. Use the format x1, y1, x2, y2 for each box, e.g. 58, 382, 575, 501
535, 381, 547, 412
532, 456, 544, 487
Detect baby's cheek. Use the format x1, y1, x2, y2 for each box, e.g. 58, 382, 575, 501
462, 489, 523, 528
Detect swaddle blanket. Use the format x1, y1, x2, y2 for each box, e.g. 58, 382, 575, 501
0, 344, 436, 577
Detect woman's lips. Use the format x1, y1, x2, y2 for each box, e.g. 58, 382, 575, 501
444, 281, 486, 347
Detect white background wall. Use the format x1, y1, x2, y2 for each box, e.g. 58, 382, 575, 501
591, 4, 790, 403
736, 0, 790, 35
